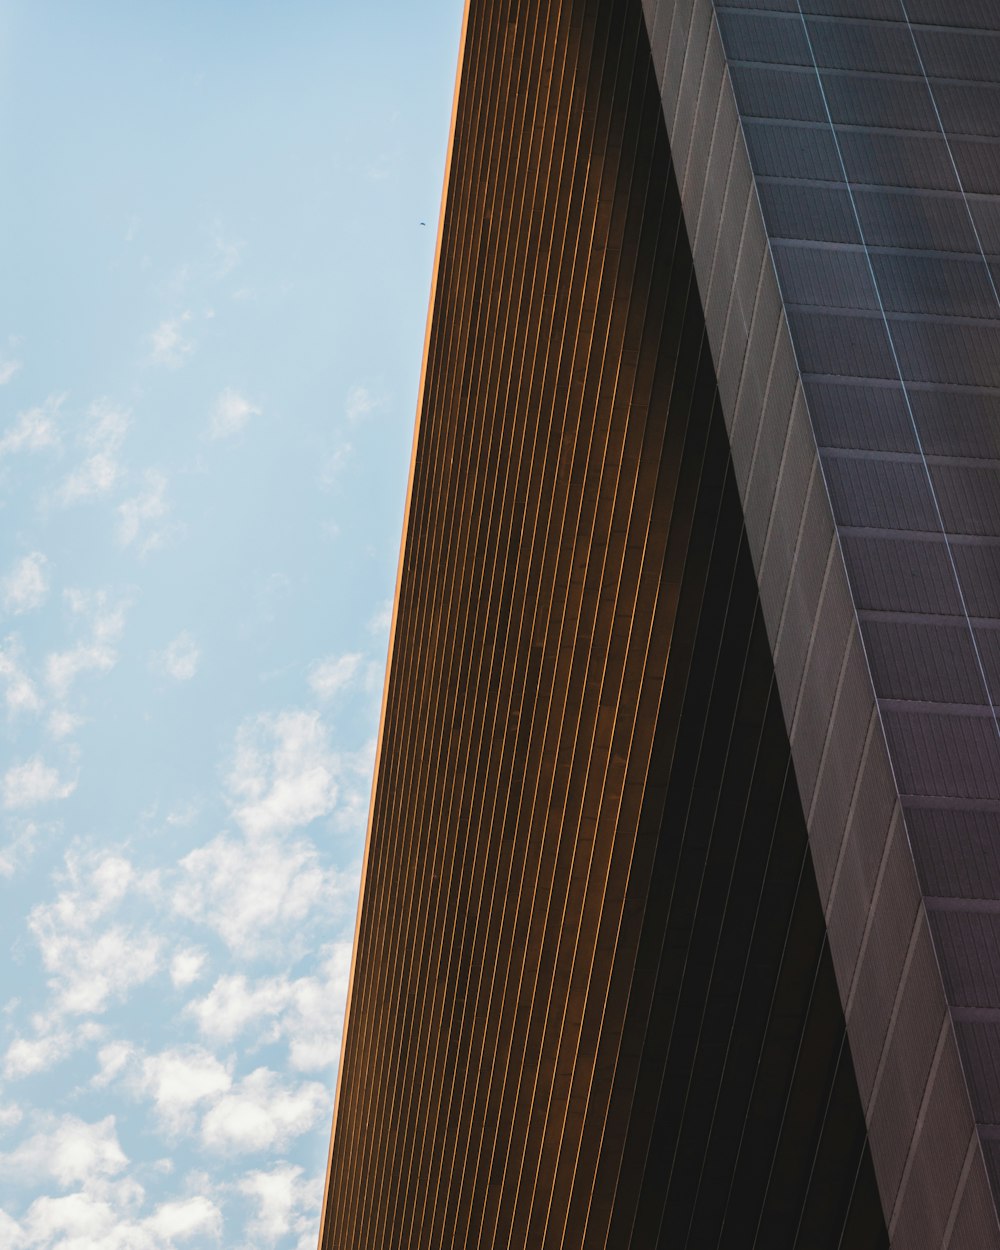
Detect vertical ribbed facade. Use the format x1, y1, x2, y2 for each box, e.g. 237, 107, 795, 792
319, 2, 1000, 1247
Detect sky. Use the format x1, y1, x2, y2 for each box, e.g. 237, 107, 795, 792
0, 2, 463, 1245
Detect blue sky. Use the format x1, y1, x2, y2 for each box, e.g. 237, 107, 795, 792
0, 2, 463, 1244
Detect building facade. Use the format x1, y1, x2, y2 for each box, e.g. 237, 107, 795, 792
319, 3, 1000, 1246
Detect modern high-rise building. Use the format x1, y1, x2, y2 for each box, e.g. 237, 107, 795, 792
318, 3, 1000, 1246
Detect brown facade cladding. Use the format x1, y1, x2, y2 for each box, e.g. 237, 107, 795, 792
319, 1, 1000, 1247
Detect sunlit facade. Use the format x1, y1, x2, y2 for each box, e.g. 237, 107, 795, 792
320, 3, 1000, 1246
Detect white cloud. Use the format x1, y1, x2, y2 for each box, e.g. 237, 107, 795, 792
0, 641, 43, 717
200, 1067, 327, 1154
4, 1027, 77, 1079
0, 1102, 22, 1131
174, 829, 352, 959
45, 643, 115, 699
66, 586, 126, 635
210, 221, 245, 278
53, 927, 159, 1017
81, 402, 127, 448
0, 818, 44, 879
350, 735, 377, 778
45, 589, 126, 699
39, 852, 132, 929
13, 1184, 166, 1250
0, 395, 63, 458
153, 632, 199, 682
345, 384, 379, 423
186, 975, 288, 1045
165, 802, 198, 828
282, 942, 351, 1072
0, 1209, 19, 1246
331, 786, 371, 839
193, 700, 353, 943
149, 312, 193, 367
186, 942, 351, 1072
48, 709, 83, 740
209, 387, 259, 439
1, 1181, 220, 1249
3, 1016, 103, 1080
93, 1041, 135, 1088
84, 403, 128, 449
28, 851, 161, 1015
132, 1047, 232, 1134
16, 1194, 115, 1249
3, 552, 49, 615
58, 400, 130, 505
18, 1194, 108, 1248
144, 1196, 222, 1243
368, 597, 393, 634
307, 652, 362, 702
117, 470, 170, 553
0, 1114, 127, 1189
58, 453, 117, 504
0, 358, 21, 385
169, 948, 206, 988
2, 757, 76, 809
319, 440, 352, 486
240, 1165, 322, 1247
226, 709, 340, 838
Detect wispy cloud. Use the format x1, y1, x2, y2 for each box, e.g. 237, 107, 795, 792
0, 818, 46, 879
59, 456, 117, 503
1, 1180, 223, 1248
169, 947, 207, 988
0, 394, 64, 458
369, 597, 393, 635
209, 387, 259, 439
27, 851, 161, 1015
0, 1114, 127, 1188
2, 757, 76, 809
226, 709, 340, 839
149, 312, 193, 367
200, 1067, 327, 1154
45, 588, 126, 699
2, 551, 50, 615
319, 440, 353, 486
0, 640, 43, 717
0, 1103, 22, 1132
0, 336, 22, 386
307, 652, 362, 702
152, 630, 200, 682
4, 1020, 102, 1080
345, 383, 380, 423
117, 470, 171, 553
44, 640, 114, 698
131, 1046, 232, 1135
173, 829, 352, 960
47, 708, 83, 740
0, 1112, 209, 1250
186, 973, 289, 1045
210, 221, 245, 278
240, 1165, 322, 1247
144, 1195, 223, 1243
187, 941, 351, 1072
95, 1036, 327, 1159
57, 400, 130, 505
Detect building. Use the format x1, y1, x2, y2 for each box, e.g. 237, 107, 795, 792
318, 3, 1000, 1246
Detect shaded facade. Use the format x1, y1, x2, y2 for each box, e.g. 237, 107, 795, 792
319, 3, 1000, 1247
